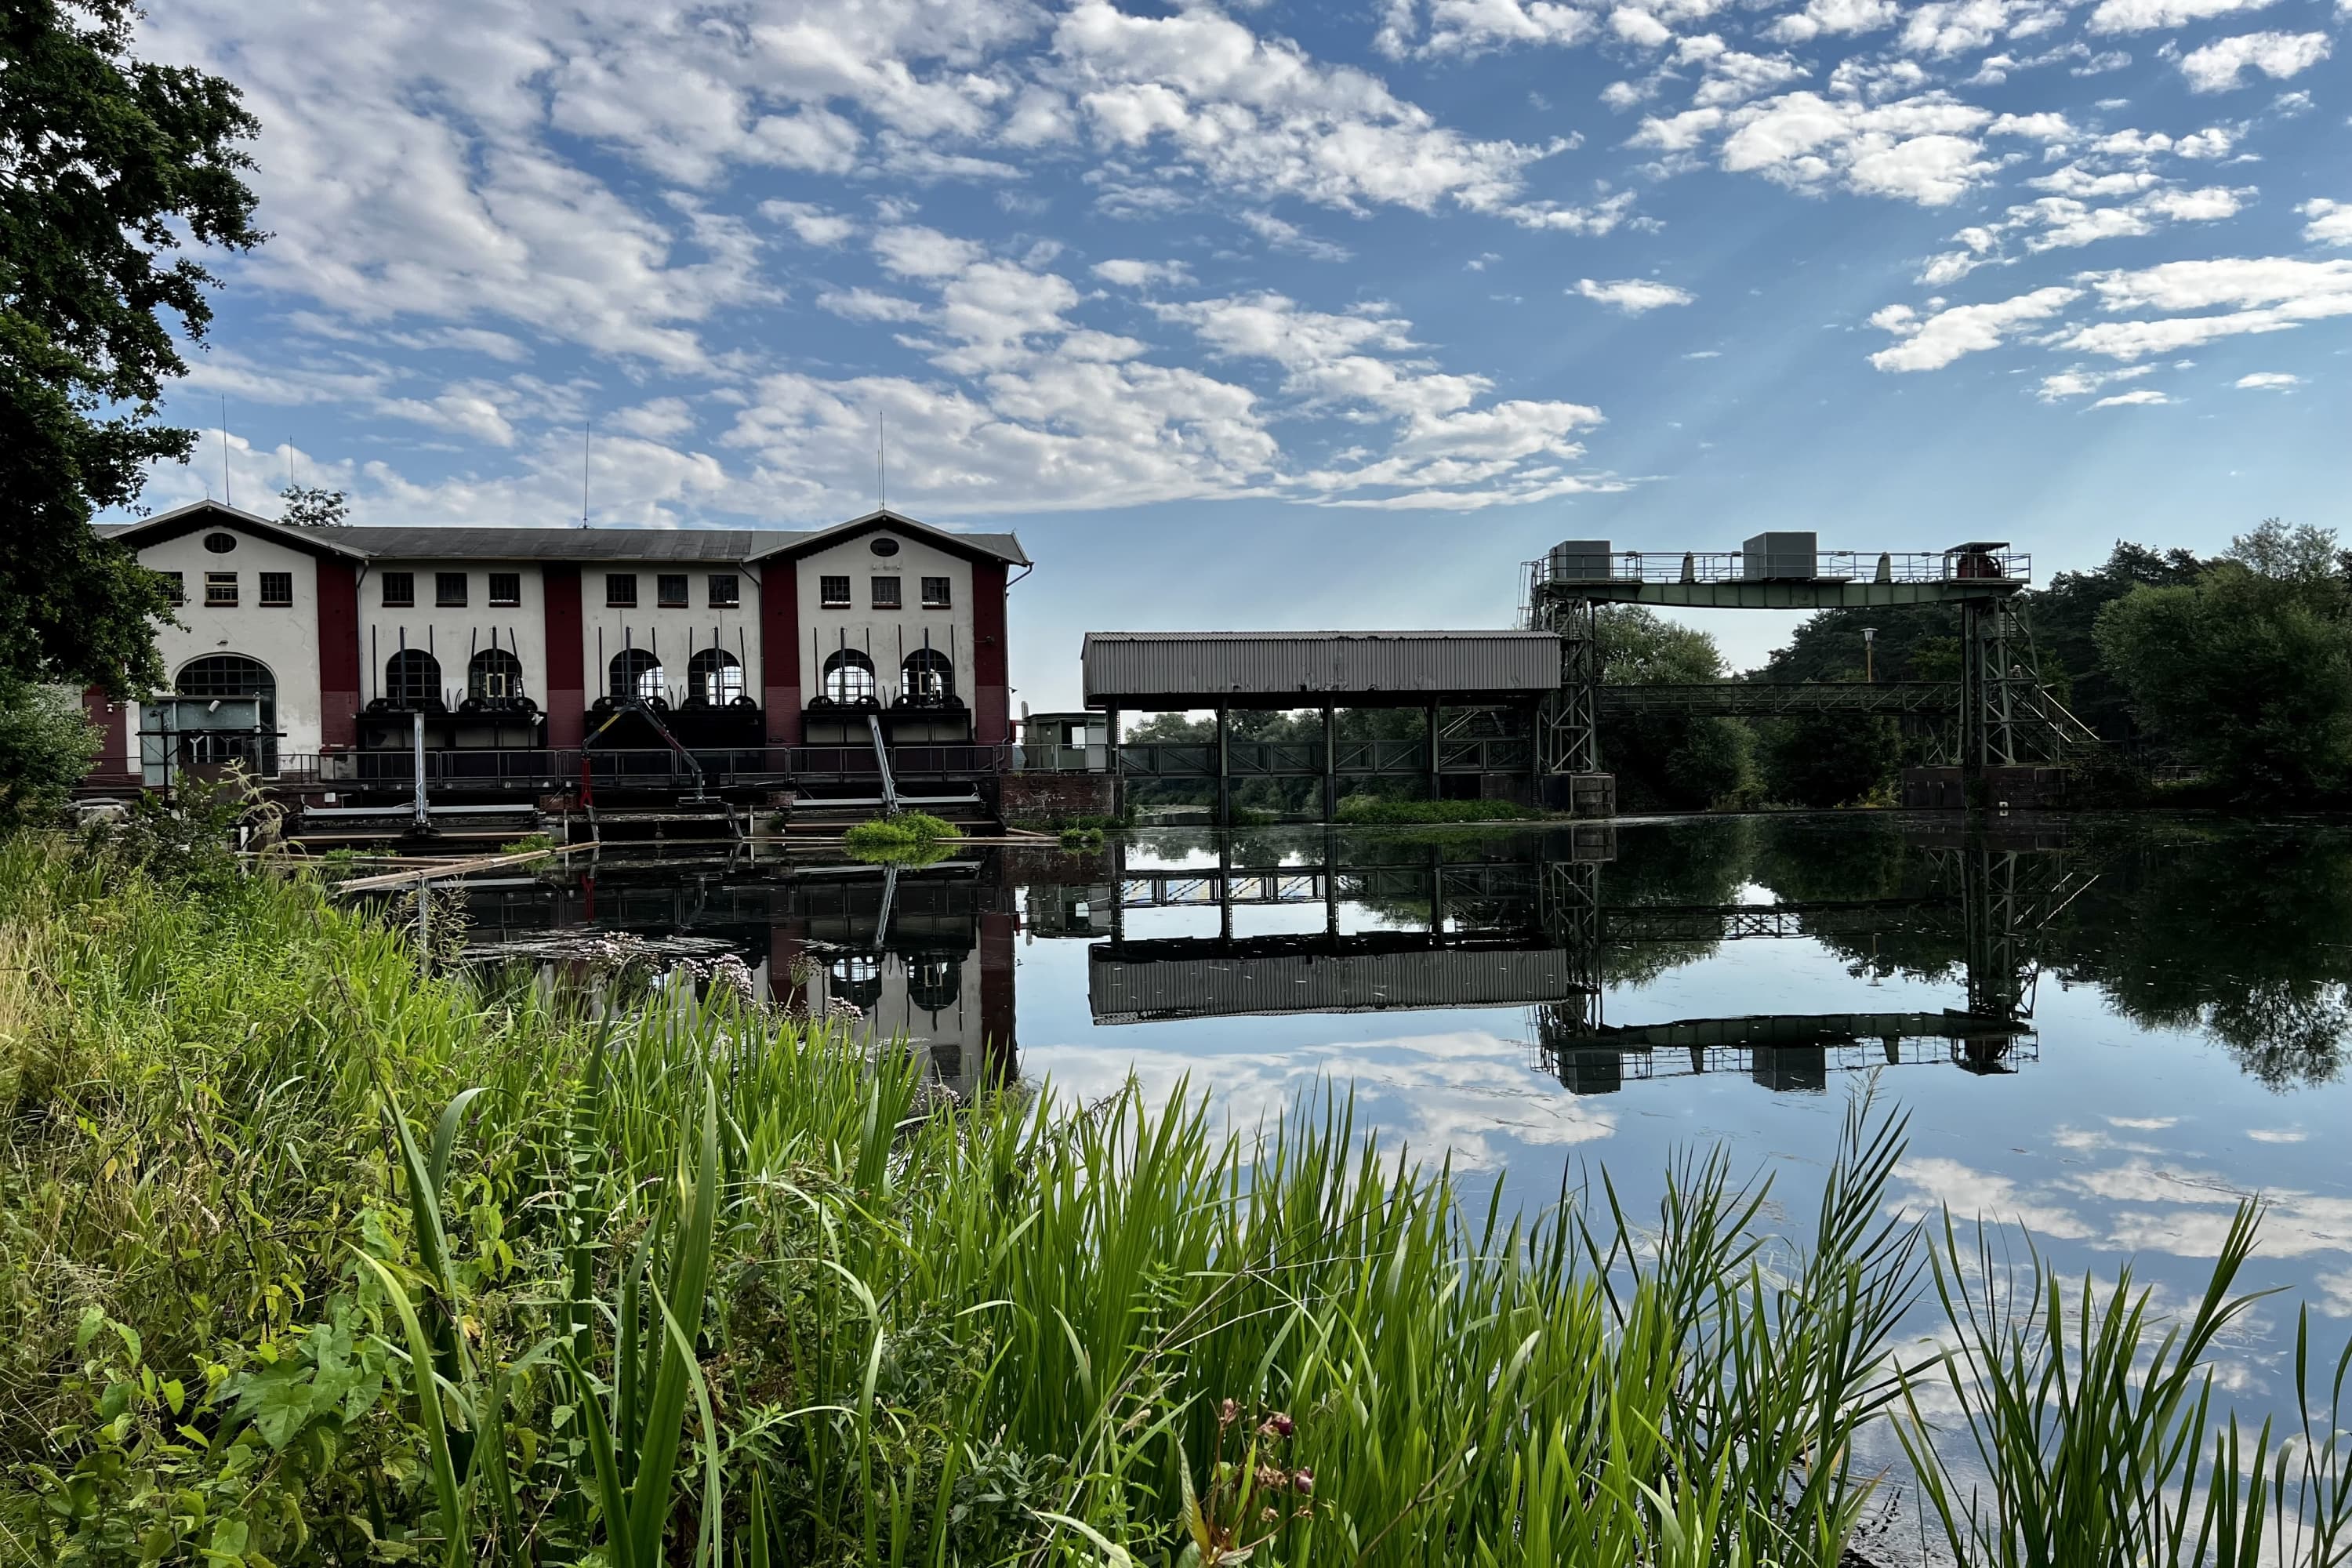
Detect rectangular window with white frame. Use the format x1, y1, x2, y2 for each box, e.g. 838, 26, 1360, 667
259, 572, 293, 607
205, 572, 238, 607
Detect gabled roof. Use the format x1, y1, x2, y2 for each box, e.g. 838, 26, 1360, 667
100, 499, 369, 559
98, 500, 1029, 566
746, 509, 1030, 568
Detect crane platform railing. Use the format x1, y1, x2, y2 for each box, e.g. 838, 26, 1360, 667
1526, 548, 2031, 592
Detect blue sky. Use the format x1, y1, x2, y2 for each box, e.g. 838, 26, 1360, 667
135, 0, 2349, 703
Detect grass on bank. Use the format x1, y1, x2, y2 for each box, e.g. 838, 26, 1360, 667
841, 809, 963, 864
6, 838, 2352, 1566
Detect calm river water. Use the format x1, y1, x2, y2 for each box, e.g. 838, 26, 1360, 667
459, 812, 2352, 1433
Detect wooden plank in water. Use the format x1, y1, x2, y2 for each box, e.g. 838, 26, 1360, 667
332, 841, 595, 894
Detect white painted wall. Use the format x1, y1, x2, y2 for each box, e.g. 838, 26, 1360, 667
576, 561, 762, 705
794, 531, 975, 705
813, 949, 989, 1095
358, 559, 550, 708
129, 527, 326, 768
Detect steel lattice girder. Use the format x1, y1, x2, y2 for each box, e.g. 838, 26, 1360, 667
1598, 682, 1959, 717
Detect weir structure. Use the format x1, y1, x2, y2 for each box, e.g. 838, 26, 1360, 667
1056, 824, 2090, 1094
1525, 535, 2100, 812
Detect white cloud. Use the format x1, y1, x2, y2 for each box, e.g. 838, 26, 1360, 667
759, 200, 858, 247
2063, 256, 2352, 359
1091, 257, 1196, 288
2303, 200, 2352, 248
1610, 7, 1675, 46
1236, 210, 1356, 262
1898, 0, 2070, 58
2178, 31, 2332, 92
2234, 372, 2302, 388
2091, 387, 2172, 405
2089, 0, 2278, 34
1868, 285, 2080, 371
1641, 90, 2050, 207
2036, 361, 2156, 398
1767, 0, 1900, 44
1051, 0, 1570, 223
1375, 0, 1600, 58
1574, 277, 1698, 311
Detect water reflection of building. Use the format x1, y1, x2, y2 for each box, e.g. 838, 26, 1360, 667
459, 856, 1015, 1097
1069, 830, 2082, 1096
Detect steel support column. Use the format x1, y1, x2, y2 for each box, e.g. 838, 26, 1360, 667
1321, 705, 1338, 822
1960, 598, 2021, 776
1426, 700, 1441, 801
1214, 705, 1232, 829
1536, 598, 1601, 778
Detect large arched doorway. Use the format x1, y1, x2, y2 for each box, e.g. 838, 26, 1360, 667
175, 654, 278, 775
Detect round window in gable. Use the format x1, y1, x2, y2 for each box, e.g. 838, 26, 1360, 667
203, 532, 238, 554
869, 537, 901, 557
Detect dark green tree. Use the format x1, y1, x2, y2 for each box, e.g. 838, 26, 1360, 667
2, 0, 263, 699
0, 685, 98, 831
278, 485, 347, 527
2095, 521, 2352, 803
1595, 605, 1753, 809
1755, 710, 1904, 808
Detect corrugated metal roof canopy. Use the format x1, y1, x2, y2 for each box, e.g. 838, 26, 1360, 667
1090, 940, 1584, 1024
1083, 630, 1562, 708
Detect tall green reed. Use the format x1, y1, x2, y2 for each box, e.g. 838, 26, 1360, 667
9, 837, 2352, 1566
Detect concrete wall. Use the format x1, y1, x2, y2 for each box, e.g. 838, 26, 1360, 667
129, 526, 328, 766
794, 530, 975, 706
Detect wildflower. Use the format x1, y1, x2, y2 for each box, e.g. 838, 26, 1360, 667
1293, 1468, 1314, 1496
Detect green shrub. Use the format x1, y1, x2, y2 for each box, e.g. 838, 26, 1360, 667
1057, 825, 1105, 851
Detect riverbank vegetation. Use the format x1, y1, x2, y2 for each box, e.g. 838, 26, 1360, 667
842, 810, 964, 862
7, 839, 2352, 1564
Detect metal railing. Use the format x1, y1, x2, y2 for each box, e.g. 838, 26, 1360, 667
1526, 548, 2031, 590
1107, 737, 1532, 779
271, 745, 1009, 792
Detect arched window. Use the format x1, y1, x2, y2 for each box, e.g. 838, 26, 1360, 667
907, 956, 960, 1013
901, 648, 955, 703
176, 655, 278, 774
608, 648, 664, 703
385, 649, 445, 710
468, 648, 525, 704
684, 648, 744, 707
822, 648, 877, 705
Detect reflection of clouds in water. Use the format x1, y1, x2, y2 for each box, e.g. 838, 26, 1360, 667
1020, 1026, 1617, 1171
2247, 1127, 2310, 1143
2107, 1115, 2181, 1131
1893, 1150, 2352, 1277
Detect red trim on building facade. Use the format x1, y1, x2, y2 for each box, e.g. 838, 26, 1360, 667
543, 564, 584, 748
978, 907, 1016, 1084
82, 687, 132, 782
315, 559, 361, 750
760, 561, 802, 745
971, 561, 1011, 746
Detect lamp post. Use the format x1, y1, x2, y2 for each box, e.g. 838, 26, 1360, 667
1861, 626, 1878, 684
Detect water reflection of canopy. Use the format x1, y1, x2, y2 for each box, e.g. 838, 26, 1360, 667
1089, 931, 1579, 1025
